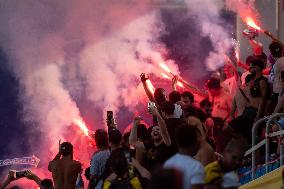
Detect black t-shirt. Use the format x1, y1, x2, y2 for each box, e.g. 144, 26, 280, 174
184, 105, 207, 122
144, 142, 174, 171
165, 118, 183, 147
103, 146, 134, 180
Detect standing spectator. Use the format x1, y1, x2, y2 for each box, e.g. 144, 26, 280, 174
88, 129, 110, 189
222, 62, 239, 98
164, 123, 204, 189
186, 116, 216, 166
129, 117, 148, 165
142, 105, 173, 170
230, 74, 254, 119
48, 142, 81, 189
169, 90, 183, 118
199, 99, 215, 139
206, 78, 232, 153
161, 101, 183, 150
204, 139, 247, 189
206, 78, 232, 121
103, 150, 151, 189
270, 42, 284, 113
248, 58, 269, 121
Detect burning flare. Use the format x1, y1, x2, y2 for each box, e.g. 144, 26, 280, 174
161, 73, 171, 79
159, 62, 171, 73
145, 79, 155, 95
73, 118, 90, 137
245, 17, 261, 31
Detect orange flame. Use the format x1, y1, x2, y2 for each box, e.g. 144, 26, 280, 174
161, 73, 171, 79
159, 62, 171, 73
245, 17, 261, 31
73, 118, 89, 136
145, 79, 155, 95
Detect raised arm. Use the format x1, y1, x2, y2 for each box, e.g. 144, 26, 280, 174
249, 39, 263, 56
129, 158, 151, 179
230, 96, 237, 120
140, 73, 155, 102
25, 170, 42, 186
264, 30, 284, 47
0, 171, 16, 189
148, 106, 171, 146
129, 117, 142, 147
172, 75, 178, 91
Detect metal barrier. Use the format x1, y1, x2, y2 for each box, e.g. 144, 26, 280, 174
245, 113, 284, 179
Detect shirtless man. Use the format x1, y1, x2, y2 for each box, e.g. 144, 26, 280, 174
206, 78, 232, 153
186, 116, 216, 166
248, 59, 268, 121
230, 74, 255, 119
206, 78, 232, 121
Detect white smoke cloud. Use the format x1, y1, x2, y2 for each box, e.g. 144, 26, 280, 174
0, 1, 236, 183
0, 0, 172, 171
184, 0, 233, 71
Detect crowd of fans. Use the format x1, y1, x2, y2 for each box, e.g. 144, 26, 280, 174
1, 31, 284, 189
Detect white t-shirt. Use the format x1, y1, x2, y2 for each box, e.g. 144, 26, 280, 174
164, 153, 204, 189
273, 57, 284, 93
222, 171, 241, 188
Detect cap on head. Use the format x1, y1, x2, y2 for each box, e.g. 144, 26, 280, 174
60, 142, 73, 156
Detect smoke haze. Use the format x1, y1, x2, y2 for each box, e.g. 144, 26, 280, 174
0, 1, 236, 185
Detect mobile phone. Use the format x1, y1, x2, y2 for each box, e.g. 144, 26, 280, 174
147, 102, 155, 109
107, 111, 114, 128
16, 170, 28, 179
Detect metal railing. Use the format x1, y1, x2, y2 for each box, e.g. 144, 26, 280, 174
244, 113, 284, 179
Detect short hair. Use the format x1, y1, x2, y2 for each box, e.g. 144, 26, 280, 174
169, 91, 181, 103
59, 142, 73, 156
154, 88, 166, 105
108, 128, 122, 145
181, 91, 194, 103
174, 123, 198, 149
108, 149, 128, 177
245, 74, 255, 84
269, 41, 283, 58
40, 179, 54, 189
161, 101, 175, 115
250, 58, 265, 69
95, 129, 109, 149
